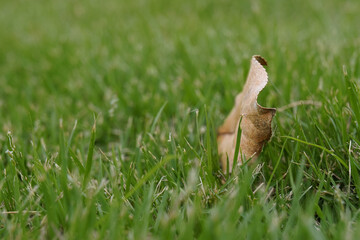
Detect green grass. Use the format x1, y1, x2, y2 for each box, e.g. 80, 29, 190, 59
1, 0, 360, 239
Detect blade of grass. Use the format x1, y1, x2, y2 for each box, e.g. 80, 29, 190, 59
282, 136, 348, 170
83, 119, 97, 189
349, 141, 360, 199
67, 120, 78, 156
204, 105, 215, 184
232, 117, 243, 175
266, 138, 287, 191
125, 155, 175, 199
150, 102, 167, 134
69, 148, 85, 174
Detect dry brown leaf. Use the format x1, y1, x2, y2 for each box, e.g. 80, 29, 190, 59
217, 55, 276, 172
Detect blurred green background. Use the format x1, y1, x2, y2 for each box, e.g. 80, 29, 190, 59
1, 0, 359, 142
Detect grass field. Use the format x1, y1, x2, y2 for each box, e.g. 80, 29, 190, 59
1, 0, 360, 239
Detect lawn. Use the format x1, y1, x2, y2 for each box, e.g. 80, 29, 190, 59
0, 0, 360, 239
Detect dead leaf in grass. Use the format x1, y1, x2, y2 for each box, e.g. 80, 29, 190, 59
217, 55, 276, 172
